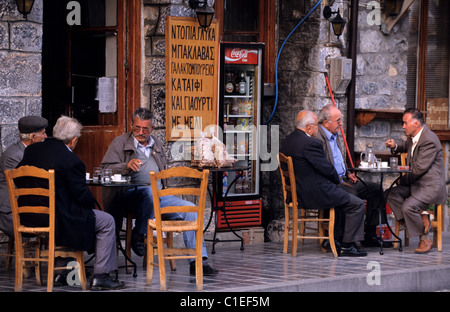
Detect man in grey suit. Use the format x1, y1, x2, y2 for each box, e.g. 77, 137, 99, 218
0, 116, 48, 238
385, 108, 447, 253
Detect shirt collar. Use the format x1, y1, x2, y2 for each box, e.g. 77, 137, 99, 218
320, 125, 336, 141
133, 135, 155, 149
412, 127, 424, 144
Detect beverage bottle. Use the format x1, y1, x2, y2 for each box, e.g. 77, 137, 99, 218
242, 171, 250, 193
225, 72, 234, 94
222, 172, 228, 196
234, 171, 242, 194
238, 72, 246, 94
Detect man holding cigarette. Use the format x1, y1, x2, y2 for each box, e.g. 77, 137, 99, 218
101, 108, 217, 275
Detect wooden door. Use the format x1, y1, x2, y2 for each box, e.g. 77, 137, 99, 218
42, 0, 141, 206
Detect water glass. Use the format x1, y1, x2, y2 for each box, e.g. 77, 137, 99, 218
93, 167, 102, 183
390, 157, 398, 169
103, 169, 112, 183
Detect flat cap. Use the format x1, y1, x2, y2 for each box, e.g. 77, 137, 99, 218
18, 116, 48, 134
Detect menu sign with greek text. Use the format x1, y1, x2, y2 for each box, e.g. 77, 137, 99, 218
165, 16, 219, 141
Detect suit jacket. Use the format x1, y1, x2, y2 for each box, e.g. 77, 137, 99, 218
17, 138, 96, 251
0, 141, 26, 213
315, 126, 343, 171
393, 125, 447, 204
280, 129, 350, 210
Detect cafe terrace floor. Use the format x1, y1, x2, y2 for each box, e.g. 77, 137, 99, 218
0, 231, 449, 294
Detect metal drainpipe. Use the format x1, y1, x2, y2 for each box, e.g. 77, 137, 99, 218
346, 0, 359, 165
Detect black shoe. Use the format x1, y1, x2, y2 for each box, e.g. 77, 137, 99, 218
340, 243, 367, 257
53, 273, 68, 287
131, 231, 145, 257
90, 273, 125, 291
190, 262, 219, 276
321, 240, 341, 254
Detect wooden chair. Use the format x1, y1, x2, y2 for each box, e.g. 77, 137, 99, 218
394, 153, 445, 251
146, 166, 209, 291
5, 166, 87, 292
278, 153, 338, 257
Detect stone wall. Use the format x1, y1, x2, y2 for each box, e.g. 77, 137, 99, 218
0, 0, 43, 153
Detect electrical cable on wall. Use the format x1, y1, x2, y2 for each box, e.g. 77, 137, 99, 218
264, 0, 323, 125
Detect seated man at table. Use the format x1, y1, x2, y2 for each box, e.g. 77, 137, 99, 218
280, 110, 367, 257
316, 105, 389, 247
17, 116, 124, 290
101, 107, 218, 275
385, 108, 447, 253
0, 115, 48, 239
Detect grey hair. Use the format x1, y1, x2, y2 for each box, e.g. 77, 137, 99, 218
318, 105, 334, 124
296, 110, 317, 129
132, 107, 154, 122
53, 116, 82, 144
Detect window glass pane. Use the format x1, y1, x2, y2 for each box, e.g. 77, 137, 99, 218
223, 0, 259, 33
425, 0, 449, 98
78, 0, 117, 27
406, 1, 419, 109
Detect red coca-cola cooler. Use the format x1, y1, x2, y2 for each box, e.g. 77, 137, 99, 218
214, 42, 264, 230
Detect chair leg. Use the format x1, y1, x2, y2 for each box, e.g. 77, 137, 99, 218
196, 253, 203, 291
126, 216, 133, 273
436, 204, 443, 252
291, 210, 298, 257
76, 252, 87, 290
146, 234, 155, 285
394, 220, 400, 250
34, 238, 42, 286
328, 209, 338, 258
167, 232, 176, 271
46, 254, 54, 292
157, 243, 166, 291
283, 205, 289, 254
14, 242, 24, 292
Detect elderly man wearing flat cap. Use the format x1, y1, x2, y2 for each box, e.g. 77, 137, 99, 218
0, 116, 48, 238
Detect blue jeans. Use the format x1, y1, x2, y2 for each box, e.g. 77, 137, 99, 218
124, 186, 208, 261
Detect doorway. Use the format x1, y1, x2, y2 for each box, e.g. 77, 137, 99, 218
42, 0, 141, 177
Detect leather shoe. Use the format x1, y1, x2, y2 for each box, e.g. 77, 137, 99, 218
53, 273, 68, 287
321, 240, 341, 253
340, 244, 367, 257
421, 213, 431, 235
415, 239, 432, 254
190, 262, 219, 276
90, 273, 125, 291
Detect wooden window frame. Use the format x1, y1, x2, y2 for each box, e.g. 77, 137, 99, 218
215, 0, 276, 84
416, 0, 450, 140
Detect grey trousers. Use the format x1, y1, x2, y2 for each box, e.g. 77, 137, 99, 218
387, 185, 427, 238
336, 193, 365, 243
92, 209, 118, 275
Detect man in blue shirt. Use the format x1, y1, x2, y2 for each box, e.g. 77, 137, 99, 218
316, 105, 389, 248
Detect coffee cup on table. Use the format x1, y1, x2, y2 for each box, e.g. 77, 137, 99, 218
113, 174, 122, 181
382, 162, 388, 168
360, 161, 369, 168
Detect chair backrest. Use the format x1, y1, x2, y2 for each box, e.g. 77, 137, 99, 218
149, 166, 209, 228
5, 166, 56, 249
278, 153, 298, 208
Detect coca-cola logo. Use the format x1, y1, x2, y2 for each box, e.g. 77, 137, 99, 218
230, 49, 249, 60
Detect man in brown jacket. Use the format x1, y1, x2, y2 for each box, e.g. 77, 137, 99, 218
385, 108, 447, 253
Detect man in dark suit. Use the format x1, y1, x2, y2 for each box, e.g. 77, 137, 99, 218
0, 116, 48, 238
315, 105, 388, 247
280, 110, 367, 256
18, 116, 125, 290
385, 108, 447, 253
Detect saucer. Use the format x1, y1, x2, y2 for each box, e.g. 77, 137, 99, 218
112, 179, 128, 183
